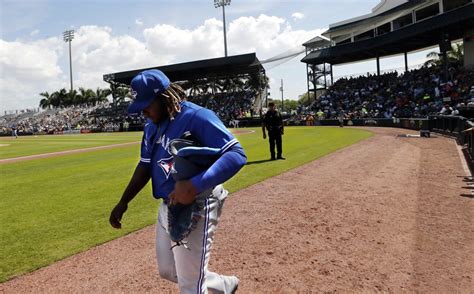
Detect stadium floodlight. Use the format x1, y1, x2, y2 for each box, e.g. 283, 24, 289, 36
63, 30, 75, 92
214, 0, 231, 57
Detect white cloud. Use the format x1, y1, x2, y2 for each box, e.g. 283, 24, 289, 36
144, 18, 224, 62
135, 19, 143, 26
0, 38, 65, 111
226, 14, 324, 99
0, 27, 154, 112
30, 29, 40, 37
0, 15, 325, 111
291, 12, 304, 20
227, 14, 323, 58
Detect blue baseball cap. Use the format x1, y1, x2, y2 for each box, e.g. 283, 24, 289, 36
128, 69, 170, 114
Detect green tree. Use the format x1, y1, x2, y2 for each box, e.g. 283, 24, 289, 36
182, 79, 204, 96
424, 42, 464, 67
245, 72, 269, 93
50, 88, 68, 108
268, 99, 298, 112
111, 85, 132, 106
203, 78, 223, 94
39, 92, 52, 109
297, 92, 315, 106
94, 88, 111, 105
223, 77, 245, 93
77, 87, 95, 105
64, 89, 77, 107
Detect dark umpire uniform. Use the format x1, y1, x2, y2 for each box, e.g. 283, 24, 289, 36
262, 102, 285, 160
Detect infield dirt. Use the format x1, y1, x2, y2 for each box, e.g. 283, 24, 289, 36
1, 127, 472, 293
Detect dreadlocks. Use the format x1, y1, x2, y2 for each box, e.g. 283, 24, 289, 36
159, 83, 187, 120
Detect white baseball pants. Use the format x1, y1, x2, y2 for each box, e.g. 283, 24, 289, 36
156, 185, 238, 294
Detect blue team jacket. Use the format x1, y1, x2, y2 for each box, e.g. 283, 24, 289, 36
138, 101, 246, 200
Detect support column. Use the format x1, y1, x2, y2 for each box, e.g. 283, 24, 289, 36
376, 56, 380, 76
306, 63, 312, 95
330, 64, 334, 85
312, 65, 317, 95
441, 51, 448, 81
439, 32, 450, 80
404, 52, 408, 72
464, 28, 474, 70
323, 64, 327, 88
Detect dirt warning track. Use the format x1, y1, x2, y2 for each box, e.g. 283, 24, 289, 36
1, 127, 472, 293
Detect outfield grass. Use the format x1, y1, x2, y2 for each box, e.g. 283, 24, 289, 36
0, 132, 142, 159
0, 127, 372, 282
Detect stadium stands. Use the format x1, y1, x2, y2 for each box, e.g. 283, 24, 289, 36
306, 65, 474, 120
188, 90, 256, 122
0, 89, 257, 135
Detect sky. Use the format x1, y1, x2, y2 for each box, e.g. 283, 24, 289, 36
0, 0, 436, 113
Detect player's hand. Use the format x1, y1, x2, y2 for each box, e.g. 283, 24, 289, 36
169, 180, 197, 206
263, 133, 266, 139
109, 201, 128, 229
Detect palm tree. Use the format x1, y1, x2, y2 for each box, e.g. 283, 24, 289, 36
39, 91, 52, 109
449, 43, 464, 64
63, 89, 77, 107
111, 85, 132, 106
204, 78, 223, 94
49, 89, 67, 108
424, 43, 464, 67
245, 72, 269, 93
94, 88, 111, 105
182, 80, 204, 96
424, 51, 441, 67
77, 87, 94, 105
222, 76, 245, 93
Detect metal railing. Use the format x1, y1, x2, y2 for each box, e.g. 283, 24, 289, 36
429, 115, 469, 143
463, 120, 474, 165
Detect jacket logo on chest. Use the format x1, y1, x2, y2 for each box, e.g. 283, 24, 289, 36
156, 134, 171, 151
157, 156, 174, 179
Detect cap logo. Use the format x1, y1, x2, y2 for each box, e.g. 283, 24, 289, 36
154, 88, 160, 93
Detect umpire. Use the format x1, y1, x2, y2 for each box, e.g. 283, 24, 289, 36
262, 102, 285, 160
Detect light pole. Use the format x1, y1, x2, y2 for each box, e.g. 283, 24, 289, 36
214, 0, 231, 57
63, 30, 74, 92
280, 79, 284, 113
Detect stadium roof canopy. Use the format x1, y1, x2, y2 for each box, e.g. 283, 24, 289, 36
302, 36, 331, 50
103, 53, 264, 86
301, 1, 474, 65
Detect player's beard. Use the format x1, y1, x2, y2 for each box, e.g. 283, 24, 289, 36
155, 98, 170, 124
145, 98, 169, 124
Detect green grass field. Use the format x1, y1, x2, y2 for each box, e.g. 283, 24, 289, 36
0, 127, 372, 282
0, 133, 142, 159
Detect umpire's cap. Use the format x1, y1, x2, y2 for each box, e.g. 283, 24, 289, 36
128, 69, 170, 114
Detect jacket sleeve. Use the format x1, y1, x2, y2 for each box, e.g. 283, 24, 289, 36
188, 108, 247, 192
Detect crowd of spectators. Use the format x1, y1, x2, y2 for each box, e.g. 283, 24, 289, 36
0, 102, 129, 136
303, 65, 474, 120
0, 90, 257, 136
187, 90, 257, 121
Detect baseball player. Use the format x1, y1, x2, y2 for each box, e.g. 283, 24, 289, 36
109, 70, 246, 293
337, 108, 345, 128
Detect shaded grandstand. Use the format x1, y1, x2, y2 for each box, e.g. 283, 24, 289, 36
103, 53, 268, 125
